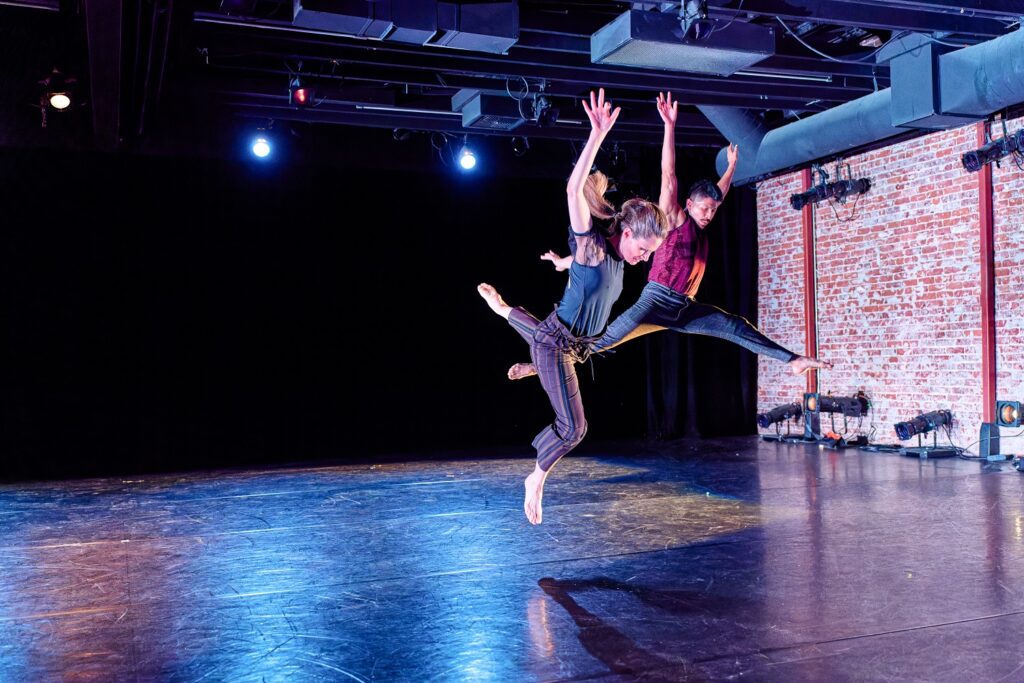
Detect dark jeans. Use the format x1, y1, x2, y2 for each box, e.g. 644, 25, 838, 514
594, 282, 797, 362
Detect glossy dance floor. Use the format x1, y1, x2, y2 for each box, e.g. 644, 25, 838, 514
3, 437, 1024, 681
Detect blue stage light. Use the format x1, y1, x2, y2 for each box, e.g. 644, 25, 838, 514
251, 135, 271, 159
459, 145, 477, 171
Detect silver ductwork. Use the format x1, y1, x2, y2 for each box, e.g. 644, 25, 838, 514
704, 27, 1024, 184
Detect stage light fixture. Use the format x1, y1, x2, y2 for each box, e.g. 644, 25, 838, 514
798, 391, 871, 447
250, 131, 272, 159
40, 69, 74, 111
804, 392, 868, 417
790, 162, 870, 211
757, 403, 802, 429
288, 76, 314, 107
962, 129, 1024, 173
894, 410, 952, 441
458, 143, 477, 170
393, 128, 412, 142
533, 94, 559, 127
996, 400, 1022, 428
790, 178, 871, 210
510, 136, 529, 157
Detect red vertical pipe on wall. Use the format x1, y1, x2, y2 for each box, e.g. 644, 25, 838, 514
801, 168, 818, 395
978, 122, 996, 422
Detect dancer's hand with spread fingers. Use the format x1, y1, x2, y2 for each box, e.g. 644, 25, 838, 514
541, 251, 572, 272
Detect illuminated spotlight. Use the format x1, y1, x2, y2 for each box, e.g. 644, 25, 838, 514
894, 410, 952, 441
288, 76, 314, 108
800, 391, 870, 447
458, 144, 477, 171
996, 400, 1022, 428
40, 68, 74, 111
510, 135, 529, 157
250, 131, 272, 159
962, 130, 1024, 173
49, 93, 71, 110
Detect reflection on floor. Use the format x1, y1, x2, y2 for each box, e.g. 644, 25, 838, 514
1, 436, 1022, 681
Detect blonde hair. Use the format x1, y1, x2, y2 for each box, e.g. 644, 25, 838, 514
583, 171, 669, 241
582, 171, 616, 220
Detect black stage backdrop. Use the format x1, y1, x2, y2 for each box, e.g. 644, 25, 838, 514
0, 129, 759, 478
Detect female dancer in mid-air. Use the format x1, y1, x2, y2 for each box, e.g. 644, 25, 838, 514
509, 92, 831, 383
478, 89, 669, 525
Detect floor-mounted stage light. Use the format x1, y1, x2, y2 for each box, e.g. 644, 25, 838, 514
983, 399, 1023, 463
894, 410, 952, 441
798, 391, 870, 447
996, 400, 1022, 428
894, 409, 957, 458
962, 128, 1024, 173
758, 402, 802, 442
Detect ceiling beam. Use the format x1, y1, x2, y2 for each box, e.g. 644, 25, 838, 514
226, 98, 725, 146
831, 0, 1024, 21
0, 0, 59, 10
707, 0, 1011, 37
193, 22, 869, 109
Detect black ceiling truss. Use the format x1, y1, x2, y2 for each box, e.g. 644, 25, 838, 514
2, 0, 1022, 152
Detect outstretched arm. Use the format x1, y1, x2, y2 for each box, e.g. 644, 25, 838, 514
717, 144, 739, 198
566, 89, 620, 241
656, 92, 685, 228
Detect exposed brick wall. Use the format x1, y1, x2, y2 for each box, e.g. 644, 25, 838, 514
755, 172, 807, 425
757, 119, 1023, 453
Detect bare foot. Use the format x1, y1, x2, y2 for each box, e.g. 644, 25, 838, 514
524, 465, 549, 525
508, 362, 538, 380
788, 355, 833, 375
477, 283, 512, 319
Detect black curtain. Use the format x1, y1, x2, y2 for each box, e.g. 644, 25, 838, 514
642, 184, 760, 439
0, 132, 758, 479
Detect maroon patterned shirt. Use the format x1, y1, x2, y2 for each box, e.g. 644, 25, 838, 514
647, 214, 707, 297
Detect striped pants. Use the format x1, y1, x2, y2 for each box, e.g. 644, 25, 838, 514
508, 308, 595, 472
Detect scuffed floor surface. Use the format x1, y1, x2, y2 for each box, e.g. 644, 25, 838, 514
2, 436, 1023, 681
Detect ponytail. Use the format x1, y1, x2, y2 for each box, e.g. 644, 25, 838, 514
582, 171, 616, 220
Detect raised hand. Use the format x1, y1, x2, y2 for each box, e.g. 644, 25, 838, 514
727, 143, 739, 167
656, 91, 678, 127
581, 88, 621, 135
